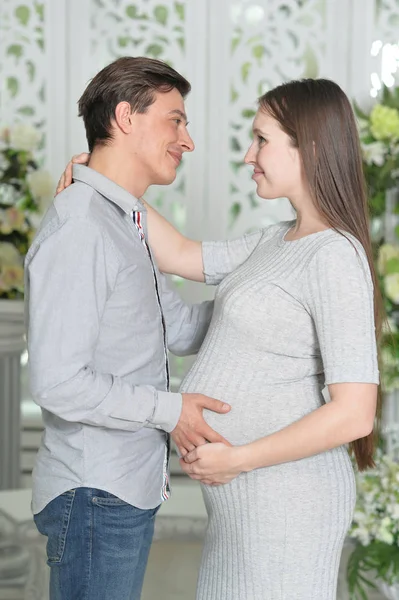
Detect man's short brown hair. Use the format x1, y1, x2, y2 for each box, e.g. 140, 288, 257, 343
78, 56, 191, 151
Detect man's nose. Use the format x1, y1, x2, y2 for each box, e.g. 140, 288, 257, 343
181, 130, 195, 153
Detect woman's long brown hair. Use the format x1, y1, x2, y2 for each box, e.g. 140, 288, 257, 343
259, 79, 384, 471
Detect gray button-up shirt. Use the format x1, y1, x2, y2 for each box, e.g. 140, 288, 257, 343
25, 165, 213, 514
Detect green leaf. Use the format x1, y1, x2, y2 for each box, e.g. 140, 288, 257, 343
229, 202, 242, 227
36, 37, 44, 50
252, 44, 265, 61
154, 5, 168, 25
231, 202, 241, 215
145, 43, 163, 58
17, 106, 34, 116
386, 257, 399, 274
118, 36, 130, 48
175, 2, 184, 21
7, 44, 23, 59
231, 160, 244, 174
241, 62, 251, 83
230, 137, 241, 152
231, 36, 240, 53
231, 86, 238, 103
126, 4, 138, 18
249, 192, 259, 208
7, 77, 19, 97
395, 224, 399, 239
26, 60, 35, 81
35, 3, 44, 21
242, 108, 256, 119
247, 34, 263, 45
15, 5, 30, 26
39, 84, 45, 102
382, 84, 394, 107
176, 37, 185, 51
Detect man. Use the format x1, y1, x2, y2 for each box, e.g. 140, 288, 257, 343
25, 56, 230, 600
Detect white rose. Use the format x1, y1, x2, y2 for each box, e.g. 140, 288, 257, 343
377, 527, 394, 545
353, 509, 365, 521
0, 183, 20, 206
353, 527, 371, 546
0, 242, 22, 266
9, 123, 41, 152
362, 141, 387, 166
27, 169, 53, 204
385, 273, 399, 304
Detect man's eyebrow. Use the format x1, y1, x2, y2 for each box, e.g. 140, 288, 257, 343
168, 109, 188, 124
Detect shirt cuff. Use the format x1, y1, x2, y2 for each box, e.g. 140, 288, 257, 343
151, 391, 183, 432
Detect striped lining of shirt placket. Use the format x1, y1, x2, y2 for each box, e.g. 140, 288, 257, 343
131, 209, 171, 502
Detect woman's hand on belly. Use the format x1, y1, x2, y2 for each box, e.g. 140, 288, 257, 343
180, 442, 247, 485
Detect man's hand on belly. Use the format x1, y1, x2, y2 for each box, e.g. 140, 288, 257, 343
171, 394, 231, 456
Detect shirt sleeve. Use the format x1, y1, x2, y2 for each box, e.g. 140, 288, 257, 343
201, 229, 264, 285
302, 237, 379, 385
158, 272, 214, 356
26, 217, 182, 434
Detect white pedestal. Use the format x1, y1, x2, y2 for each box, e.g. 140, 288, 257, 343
0, 300, 25, 490
0, 489, 48, 600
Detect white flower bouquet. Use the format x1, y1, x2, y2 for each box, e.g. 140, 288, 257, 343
348, 453, 399, 599
0, 123, 52, 299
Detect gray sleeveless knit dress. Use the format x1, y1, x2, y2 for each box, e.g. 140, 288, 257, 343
179, 221, 379, 600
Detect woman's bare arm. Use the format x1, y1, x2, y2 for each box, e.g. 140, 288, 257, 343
141, 198, 204, 281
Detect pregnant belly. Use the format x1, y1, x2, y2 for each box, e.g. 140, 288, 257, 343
180, 378, 324, 446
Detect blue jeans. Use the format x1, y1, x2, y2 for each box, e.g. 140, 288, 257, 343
34, 488, 159, 600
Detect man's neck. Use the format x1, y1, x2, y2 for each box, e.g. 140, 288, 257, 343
88, 146, 148, 199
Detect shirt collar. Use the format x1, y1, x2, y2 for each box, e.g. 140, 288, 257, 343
72, 164, 146, 215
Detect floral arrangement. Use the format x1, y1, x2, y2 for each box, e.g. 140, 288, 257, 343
378, 243, 399, 391
355, 85, 399, 222
345, 87, 399, 600
355, 86, 399, 391
0, 123, 52, 299
348, 453, 399, 599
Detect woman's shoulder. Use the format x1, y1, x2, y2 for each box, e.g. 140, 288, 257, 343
306, 230, 371, 284
309, 230, 367, 259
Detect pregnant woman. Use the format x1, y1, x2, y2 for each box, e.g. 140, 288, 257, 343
59, 78, 381, 599
145, 78, 381, 600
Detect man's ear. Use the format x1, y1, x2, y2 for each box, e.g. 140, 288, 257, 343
114, 101, 133, 134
